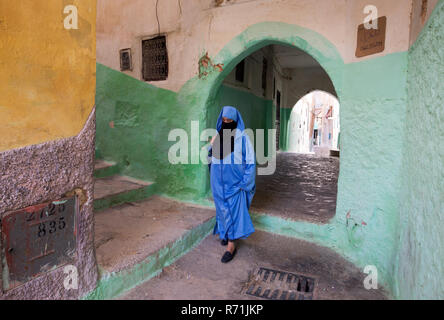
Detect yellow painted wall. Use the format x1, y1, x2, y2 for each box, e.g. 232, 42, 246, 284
0, 0, 96, 151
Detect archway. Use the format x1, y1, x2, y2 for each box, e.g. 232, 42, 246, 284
201, 28, 343, 223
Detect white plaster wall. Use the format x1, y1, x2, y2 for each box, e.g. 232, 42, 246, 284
97, 0, 414, 92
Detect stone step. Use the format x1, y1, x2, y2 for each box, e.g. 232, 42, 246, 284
94, 160, 119, 178
93, 175, 157, 211
118, 229, 388, 300
86, 196, 216, 300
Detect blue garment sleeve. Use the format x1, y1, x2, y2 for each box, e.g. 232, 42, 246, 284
238, 135, 256, 192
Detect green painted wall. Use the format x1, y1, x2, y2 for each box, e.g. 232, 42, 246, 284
95, 64, 207, 200
279, 108, 293, 151
396, 0, 444, 300
335, 51, 407, 297
95, 22, 415, 297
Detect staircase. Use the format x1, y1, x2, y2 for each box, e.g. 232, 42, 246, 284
87, 160, 216, 300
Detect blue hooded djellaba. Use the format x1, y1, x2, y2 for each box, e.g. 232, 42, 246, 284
209, 106, 256, 241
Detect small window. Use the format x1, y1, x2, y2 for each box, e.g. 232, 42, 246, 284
235, 59, 245, 83
120, 48, 132, 71
142, 36, 168, 81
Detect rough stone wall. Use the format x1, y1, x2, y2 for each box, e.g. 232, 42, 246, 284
0, 109, 98, 300
396, 0, 444, 299
94, 64, 198, 198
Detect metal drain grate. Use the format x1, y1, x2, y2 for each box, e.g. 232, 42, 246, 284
244, 268, 316, 300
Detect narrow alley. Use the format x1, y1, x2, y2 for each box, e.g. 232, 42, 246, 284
1, 0, 443, 303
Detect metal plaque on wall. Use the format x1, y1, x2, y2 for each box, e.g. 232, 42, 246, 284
355, 16, 387, 58
1, 196, 77, 291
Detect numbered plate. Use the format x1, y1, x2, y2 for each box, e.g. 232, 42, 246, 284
1, 196, 77, 291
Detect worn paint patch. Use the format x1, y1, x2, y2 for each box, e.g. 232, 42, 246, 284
114, 101, 141, 128
198, 52, 224, 79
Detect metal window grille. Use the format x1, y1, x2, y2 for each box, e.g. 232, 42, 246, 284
142, 36, 168, 81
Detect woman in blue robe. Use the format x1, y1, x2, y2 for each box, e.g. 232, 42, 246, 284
209, 106, 256, 263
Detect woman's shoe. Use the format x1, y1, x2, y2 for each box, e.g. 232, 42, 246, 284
221, 248, 237, 263
221, 239, 228, 246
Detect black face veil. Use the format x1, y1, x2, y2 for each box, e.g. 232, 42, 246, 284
212, 121, 238, 160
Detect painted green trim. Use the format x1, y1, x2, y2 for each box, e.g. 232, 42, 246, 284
93, 183, 158, 211
83, 217, 216, 300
